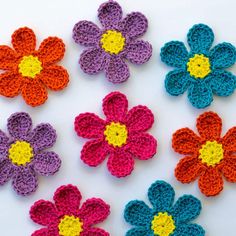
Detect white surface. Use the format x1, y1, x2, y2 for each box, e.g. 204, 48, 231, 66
0, 0, 235, 235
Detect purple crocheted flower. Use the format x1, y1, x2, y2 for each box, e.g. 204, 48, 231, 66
0, 112, 61, 196
73, 0, 152, 83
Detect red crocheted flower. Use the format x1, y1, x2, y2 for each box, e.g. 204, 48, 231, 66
173, 111, 236, 196
74, 92, 157, 177
30, 185, 110, 236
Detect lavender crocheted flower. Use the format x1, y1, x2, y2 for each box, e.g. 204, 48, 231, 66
0, 112, 61, 196
73, 0, 152, 83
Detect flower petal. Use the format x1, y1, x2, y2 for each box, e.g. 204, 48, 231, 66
39, 65, 69, 91
0, 72, 22, 97
0, 159, 14, 185
187, 81, 213, 109
32, 228, 50, 236
210, 43, 236, 69
79, 198, 110, 225
209, 70, 236, 96
148, 180, 175, 212
126, 227, 151, 236
74, 113, 105, 139
196, 111, 222, 140
33, 152, 61, 176
12, 167, 38, 195
107, 149, 134, 177
187, 24, 214, 53
221, 155, 236, 182
98, 1, 122, 28
105, 56, 130, 83
73, 21, 101, 46
79, 48, 106, 74
170, 195, 201, 223
0, 46, 17, 70
175, 156, 203, 183
102, 91, 128, 122
30, 200, 58, 226
126, 40, 152, 64
7, 112, 32, 139
11, 27, 36, 55
198, 168, 223, 196
121, 12, 148, 39
21, 80, 48, 107
165, 69, 191, 96
160, 41, 188, 68
37, 37, 65, 65
172, 128, 201, 155
29, 124, 57, 152
82, 228, 109, 236
222, 127, 236, 152
53, 184, 82, 215
173, 224, 205, 236
124, 200, 153, 227
127, 133, 157, 160
81, 139, 109, 167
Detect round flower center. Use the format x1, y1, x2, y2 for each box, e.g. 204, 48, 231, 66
104, 122, 128, 147
199, 140, 224, 166
18, 55, 42, 78
100, 30, 125, 54
151, 212, 176, 236
8, 141, 34, 166
187, 54, 211, 79
58, 215, 83, 236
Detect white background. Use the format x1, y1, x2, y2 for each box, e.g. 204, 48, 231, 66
0, 0, 235, 235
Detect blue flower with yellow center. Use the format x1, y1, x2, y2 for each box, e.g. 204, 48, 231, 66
161, 24, 236, 109
124, 180, 205, 236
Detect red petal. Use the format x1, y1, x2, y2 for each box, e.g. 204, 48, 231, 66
221, 155, 236, 182
222, 127, 236, 152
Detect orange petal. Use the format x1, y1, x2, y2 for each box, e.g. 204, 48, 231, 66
0, 72, 22, 97
39, 65, 69, 90
21, 80, 47, 106
222, 127, 236, 152
198, 167, 223, 196
221, 155, 236, 182
11, 27, 36, 55
37, 37, 65, 65
196, 111, 222, 140
0, 46, 18, 70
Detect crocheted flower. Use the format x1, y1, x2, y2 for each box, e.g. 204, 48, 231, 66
0, 112, 61, 196
173, 111, 236, 197
161, 23, 236, 109
30, 184, 110, 236
73, 0, 152, 83
74, 91, 157, 177
0, 27, 69, 106
124, 180, 205, 236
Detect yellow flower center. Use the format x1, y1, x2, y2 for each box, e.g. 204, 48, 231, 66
8, 141, 34, 166
18, 55, 42, 78
187, 54, 211, 79
104, 122, 128, 147
58, 215, 83, 236
151, 212, 176, 236
199, 140, 224, 167
100, 30, 125, 54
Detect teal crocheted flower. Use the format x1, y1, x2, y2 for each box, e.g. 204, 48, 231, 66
124, 180, 205, 236
161, 24, 236, 109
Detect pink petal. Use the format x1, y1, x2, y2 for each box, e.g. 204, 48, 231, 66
81, 227, 109, 236
31, 228, 49, 236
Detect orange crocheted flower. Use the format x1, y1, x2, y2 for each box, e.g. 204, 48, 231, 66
172, 111, 236, 197
0, 27, 69, 106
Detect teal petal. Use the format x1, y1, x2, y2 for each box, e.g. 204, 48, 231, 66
173, 223, 205, 236
126, 227, 153, 236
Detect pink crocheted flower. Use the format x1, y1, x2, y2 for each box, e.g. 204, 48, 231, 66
30, 184, 110, 236
72, 0, 152, 83
74, 92, 157, 177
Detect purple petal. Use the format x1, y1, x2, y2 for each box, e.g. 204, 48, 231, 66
79, 48, 107, 74
105, 56, 130, 83
29, 124, 56, 152
0, 130, 9, 156
7, 112, 32, 139
0, 158, 14, 185
126, 40, 152, 64
73, 20, 101, 47
33, 152, 61, 176
120, 12, 148, 39
12, 167, 38, 196
98, 1, 122, 28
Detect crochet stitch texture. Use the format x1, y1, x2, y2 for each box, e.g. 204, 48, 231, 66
73, 0, 152, 83
161, 23, 236, 109
30, 184, 110, 236
74, 91, 157, 178
124, 180, 205, 236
